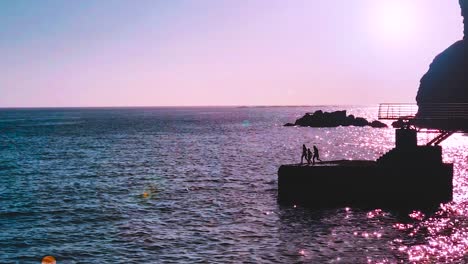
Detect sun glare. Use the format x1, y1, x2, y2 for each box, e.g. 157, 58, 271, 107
369, 1, 417, 44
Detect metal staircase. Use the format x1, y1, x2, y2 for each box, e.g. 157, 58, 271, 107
425, 131, 455, 146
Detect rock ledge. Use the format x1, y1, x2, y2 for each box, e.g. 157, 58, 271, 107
285, 110, 387, 128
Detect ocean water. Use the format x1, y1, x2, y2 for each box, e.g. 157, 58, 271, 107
0, 106, 467, 263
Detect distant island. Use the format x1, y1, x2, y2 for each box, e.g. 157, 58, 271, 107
284, 110, 387, 128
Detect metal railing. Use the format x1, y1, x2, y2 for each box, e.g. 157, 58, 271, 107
378, 103, 468, 120
415, 103, 468, 119
378, 103, 418, 120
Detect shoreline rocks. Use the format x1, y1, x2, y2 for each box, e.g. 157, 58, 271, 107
285, 110, 387, 128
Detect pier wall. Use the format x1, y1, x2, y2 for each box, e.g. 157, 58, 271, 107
278, 162, 453, 208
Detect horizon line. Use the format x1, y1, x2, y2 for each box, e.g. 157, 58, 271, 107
0, 103, 389, 110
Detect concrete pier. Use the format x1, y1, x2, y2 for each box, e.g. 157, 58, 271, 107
278, 129, 453, 209
278, 160, 452, 208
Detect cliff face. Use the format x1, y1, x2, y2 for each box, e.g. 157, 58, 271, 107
416, 41, 468, 103
416, 0, 468, 106
461, 0, 468, 38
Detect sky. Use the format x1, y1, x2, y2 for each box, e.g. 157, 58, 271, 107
0, 0, 463, 107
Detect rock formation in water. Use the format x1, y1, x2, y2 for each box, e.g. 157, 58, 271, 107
416, 0, 468, 107
285, 110, 387, 128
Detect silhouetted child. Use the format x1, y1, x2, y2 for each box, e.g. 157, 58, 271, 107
313, 145, 322, 165
307, 148, 312, 165
301, 144, 307, 164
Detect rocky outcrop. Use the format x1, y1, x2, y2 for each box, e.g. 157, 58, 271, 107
462, 0, 468, 39
416, 40, 468, 105
416, 0, 468, 110
286, 110, 387, 128
391, 119, 406, 128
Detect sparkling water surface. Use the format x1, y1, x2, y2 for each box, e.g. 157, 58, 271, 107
1, 106, 467, 263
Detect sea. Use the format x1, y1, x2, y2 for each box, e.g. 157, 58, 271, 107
0, 106, 467, 263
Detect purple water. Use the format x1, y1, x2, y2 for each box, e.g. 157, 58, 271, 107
0, 106, 467, 263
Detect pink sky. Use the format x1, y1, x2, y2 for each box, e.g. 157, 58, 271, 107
0, 0, 463, 107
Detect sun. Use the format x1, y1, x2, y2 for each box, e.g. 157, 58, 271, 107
368, 1, 417, 44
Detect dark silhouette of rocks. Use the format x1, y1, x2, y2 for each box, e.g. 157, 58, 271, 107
286, 110, 387, 128
391, 119, 405, 129
416, 41, 468, 105
370, 120, 388, 128
462, 0, 468, 39
416, 0, 468, 111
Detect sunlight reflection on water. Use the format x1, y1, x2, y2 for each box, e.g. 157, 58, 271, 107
0, 106, 467, 263
388, 135, 468, 263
